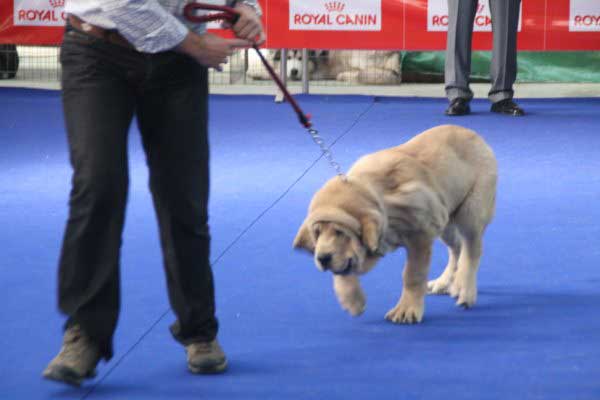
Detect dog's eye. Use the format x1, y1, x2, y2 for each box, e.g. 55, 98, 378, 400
334, 229, 344, 237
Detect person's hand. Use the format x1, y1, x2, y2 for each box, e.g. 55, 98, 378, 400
176, 31, 252, 70
222, 3, 266, 45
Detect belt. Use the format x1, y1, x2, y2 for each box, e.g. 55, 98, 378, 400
67, 14, 134, 50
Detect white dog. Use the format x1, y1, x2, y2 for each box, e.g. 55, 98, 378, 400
327, 50, 401, 84
247, 49, 401, 84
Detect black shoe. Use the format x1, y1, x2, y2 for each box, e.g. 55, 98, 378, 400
491, 99, 525, 116
445, 98, 470, 116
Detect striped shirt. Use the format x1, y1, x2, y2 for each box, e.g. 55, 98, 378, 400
66, 0, 260, 53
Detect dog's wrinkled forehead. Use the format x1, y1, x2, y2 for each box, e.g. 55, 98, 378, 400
312, 220, 356, 239
307, 208, 362, 237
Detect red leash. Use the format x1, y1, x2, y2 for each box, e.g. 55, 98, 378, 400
184, 2, 346, 178
184, 2, 313, 128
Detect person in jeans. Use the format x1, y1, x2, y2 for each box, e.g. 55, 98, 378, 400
444, 0, 525, 116
43, 0, 264, 386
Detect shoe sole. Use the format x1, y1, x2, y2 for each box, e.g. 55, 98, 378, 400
43, 366, 96, 387
445, 107, 471, 116
188, 359, 228, 375
491, 110, 525, 116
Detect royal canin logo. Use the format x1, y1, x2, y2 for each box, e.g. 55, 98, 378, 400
16, 0, 67, 25
290, 0, 380, 30
324, 1, 345, 13
573, 14, 600, 27
49, 0, 65, 8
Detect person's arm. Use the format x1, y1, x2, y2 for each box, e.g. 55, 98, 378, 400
100, 0, 188, 53
100, 0, 253, 69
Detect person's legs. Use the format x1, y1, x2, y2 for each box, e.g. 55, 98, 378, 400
47, 28, 139, 384
445, 0, 478, 103
135, 53, 221, 368
488, 0, 521, 104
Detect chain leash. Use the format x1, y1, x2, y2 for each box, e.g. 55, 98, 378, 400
307, 128, 347, 181
182, 4, 349, 181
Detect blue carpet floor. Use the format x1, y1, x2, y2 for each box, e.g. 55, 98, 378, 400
1, 88, 599, 400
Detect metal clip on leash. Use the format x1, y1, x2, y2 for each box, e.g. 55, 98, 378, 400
184, 2, 347, 181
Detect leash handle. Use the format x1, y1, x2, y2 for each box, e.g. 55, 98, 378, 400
183, 2, 240, 24
183, 2, 313, 129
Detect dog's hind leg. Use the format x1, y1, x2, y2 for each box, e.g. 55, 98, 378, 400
448, 178, 495, 308
449, 165, 496, 308
428, 224, 462, 295
449, 231, 482, 308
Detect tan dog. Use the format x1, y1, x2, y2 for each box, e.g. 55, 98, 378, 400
293, 125, 497, 324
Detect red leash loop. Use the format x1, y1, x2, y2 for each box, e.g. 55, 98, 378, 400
183, 3, 239, 24
183, 2, 313, 128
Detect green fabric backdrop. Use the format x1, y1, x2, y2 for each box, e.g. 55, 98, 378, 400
401, 51, 600, 83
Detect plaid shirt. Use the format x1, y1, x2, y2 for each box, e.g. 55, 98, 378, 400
66, 0, 259, 53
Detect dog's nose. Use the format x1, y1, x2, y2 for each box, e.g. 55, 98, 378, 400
318, 254, 333, 269
290, 68, 299, 78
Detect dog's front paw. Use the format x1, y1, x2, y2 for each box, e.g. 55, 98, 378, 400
340, 289, 366, 317
449, 275, 477, 308
385, 295, 424, 324
336, 71, 360, 82
427, 277, 451, 295
333, 275, 366, 317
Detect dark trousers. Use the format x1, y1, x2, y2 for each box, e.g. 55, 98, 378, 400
58, 25, 218, 360
445, 0, 521, 103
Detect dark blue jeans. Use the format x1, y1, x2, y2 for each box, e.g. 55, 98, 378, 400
58, 25, 217, 360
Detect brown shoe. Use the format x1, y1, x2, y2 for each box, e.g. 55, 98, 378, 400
42, 325, 101, 386
186, 340, 228, 374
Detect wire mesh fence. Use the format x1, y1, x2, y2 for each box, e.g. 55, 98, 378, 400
246, 49, 402, 86
1, 46, 406, 88
3, 45, 600, 88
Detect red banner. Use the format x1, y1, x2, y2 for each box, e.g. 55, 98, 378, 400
546, 0, 600, 50
403, 0, 546, 50
1, 0, 599, 50
266, 0, 403, 49
0, 0, 67, 44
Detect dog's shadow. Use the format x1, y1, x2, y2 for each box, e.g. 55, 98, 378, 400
467, 288, 594, 325
360, 286, 600, 343
48, 359, 276, 399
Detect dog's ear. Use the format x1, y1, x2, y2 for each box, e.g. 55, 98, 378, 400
273, 50, 281, 61
360, 215, 382, 254
293, 221, 315, 253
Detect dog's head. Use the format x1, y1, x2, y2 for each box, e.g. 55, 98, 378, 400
293, 177, 384, 275
272, 50, 329, 81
